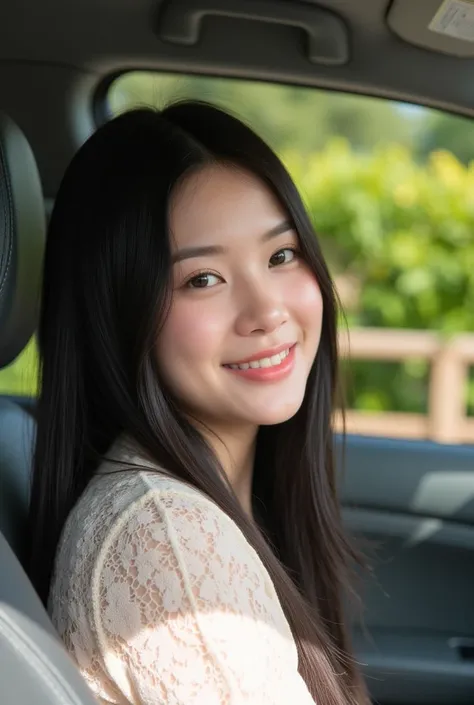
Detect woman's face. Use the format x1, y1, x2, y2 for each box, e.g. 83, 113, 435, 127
156, 164, 323, 432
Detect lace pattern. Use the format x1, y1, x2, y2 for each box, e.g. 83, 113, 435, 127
48, 439, 315, 704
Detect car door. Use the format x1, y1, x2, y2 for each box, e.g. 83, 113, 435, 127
342, 434, 474, 705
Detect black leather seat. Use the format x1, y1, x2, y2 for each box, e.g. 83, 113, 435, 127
0, 111, 98, 705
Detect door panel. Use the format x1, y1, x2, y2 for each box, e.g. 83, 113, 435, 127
340, 435, 474, 704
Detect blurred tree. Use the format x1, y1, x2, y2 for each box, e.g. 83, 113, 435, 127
416, 111, 474, 165
108, 72, 419, 154
285, 142, 474, 415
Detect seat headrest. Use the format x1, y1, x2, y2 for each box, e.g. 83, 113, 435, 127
0, 113, 45, 369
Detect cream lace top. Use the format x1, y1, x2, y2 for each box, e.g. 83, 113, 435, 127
48, 437, 315, 705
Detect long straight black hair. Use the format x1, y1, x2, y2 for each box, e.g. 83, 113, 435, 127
27, 101, 368, 705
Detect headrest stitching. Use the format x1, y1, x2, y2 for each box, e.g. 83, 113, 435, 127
0, 138, 14, 300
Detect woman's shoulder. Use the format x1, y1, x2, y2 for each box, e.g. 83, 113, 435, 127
51, 434, 274, 631
56, 434, 244, 576
85, 434, 223, 533
89, 437, 275, 604
50, 435, 251, 619
92, 442, 248, 564
52, 437, 211, 574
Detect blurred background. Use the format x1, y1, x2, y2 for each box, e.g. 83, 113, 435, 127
3, 72, 473, 443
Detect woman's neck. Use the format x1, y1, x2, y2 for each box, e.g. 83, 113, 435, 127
196, 421, 258, 518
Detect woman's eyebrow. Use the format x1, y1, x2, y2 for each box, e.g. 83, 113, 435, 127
262, 220, 293, 241
171, 244, 225, 264
172, 220, 293, 264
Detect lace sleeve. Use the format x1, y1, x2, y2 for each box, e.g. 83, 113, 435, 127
93, 487, 314, 705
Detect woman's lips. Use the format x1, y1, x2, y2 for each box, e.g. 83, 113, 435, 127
223, 344, 296, 382
223, 342, 296, 366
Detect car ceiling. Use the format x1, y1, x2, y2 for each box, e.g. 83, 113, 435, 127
1, 0, 473, 196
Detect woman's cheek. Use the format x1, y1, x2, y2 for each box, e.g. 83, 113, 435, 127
288, 269, 323, 320
158, 298, 227, 363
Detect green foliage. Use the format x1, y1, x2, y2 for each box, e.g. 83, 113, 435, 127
283, 142, 474, 414
416, 111, 474, 166
0, 337, 38, 396
284, 141, 474, 334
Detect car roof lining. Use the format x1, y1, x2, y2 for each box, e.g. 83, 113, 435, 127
1, 0, 474, 195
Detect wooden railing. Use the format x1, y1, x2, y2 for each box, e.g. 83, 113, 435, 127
335, 328, 474, 445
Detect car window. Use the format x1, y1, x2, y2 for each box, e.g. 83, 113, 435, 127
107, 72, 474, 446
2, 72, 473, 447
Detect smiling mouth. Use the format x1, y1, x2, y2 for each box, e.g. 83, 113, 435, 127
223, 346, 293, 370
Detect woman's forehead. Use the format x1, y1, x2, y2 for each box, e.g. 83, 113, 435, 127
169, 164, 287, 251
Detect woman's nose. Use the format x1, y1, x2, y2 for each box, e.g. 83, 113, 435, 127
234, 283, 288, 337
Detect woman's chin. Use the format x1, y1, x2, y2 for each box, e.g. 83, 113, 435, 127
241, 397, 304, 427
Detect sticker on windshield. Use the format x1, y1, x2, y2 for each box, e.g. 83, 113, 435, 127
429, 0, 474, 41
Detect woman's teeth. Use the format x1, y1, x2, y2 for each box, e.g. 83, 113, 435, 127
225, 348, 290, 370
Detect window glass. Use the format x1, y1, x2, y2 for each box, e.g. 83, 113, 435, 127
108, 72, 474, 444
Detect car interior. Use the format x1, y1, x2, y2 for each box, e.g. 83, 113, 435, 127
1, 1, 474, 703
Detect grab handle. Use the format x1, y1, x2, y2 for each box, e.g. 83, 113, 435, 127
157, 0, 349, 65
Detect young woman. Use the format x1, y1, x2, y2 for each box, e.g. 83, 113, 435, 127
27, 101, 368, 705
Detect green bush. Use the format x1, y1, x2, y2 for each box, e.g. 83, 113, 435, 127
283, 140, 474, 414
0, 337, 38, 396
285, 140, 474, 331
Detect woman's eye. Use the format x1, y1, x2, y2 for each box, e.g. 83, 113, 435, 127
269, 248, 296, 267
186, 272, 222, 289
